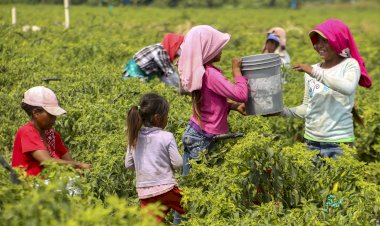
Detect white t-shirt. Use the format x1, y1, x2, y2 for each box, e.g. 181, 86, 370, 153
283, 58, 360, 142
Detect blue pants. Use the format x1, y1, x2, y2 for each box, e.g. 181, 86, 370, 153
173, 124, 215, 225
305, 139, 353, 160
181, 124, 215, 176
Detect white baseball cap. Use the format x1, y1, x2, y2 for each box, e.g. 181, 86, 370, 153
22, 86, 66, 116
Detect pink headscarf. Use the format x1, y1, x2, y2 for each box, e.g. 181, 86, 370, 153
178, 25, 230, 92
161, 33, 184, 63
309, 18, 372, 88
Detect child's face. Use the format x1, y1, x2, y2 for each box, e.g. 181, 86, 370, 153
265, 40, 278, 53
214, 51, 222, 62
33, 109, 56, 130
314, 35, 338, 62
209, 51, 222, 63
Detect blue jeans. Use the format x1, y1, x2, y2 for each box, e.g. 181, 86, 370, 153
181, 124, 215, 176
305, 139, 353, 160
173, 124, 215, 225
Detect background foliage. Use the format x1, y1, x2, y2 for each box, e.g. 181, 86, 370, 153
0, 3, 379, 225
1, 0, 379, 7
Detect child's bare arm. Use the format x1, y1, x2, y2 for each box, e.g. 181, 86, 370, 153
31, 150, 91, 169
232, 57, 242, 76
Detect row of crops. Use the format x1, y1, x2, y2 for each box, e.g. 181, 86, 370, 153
1, 4, 380, 225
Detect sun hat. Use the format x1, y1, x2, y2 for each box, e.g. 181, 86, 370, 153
308, 29, 327, 40
267, 27, 287, 47
22, 86, 66, 116
266, 33, 280, 44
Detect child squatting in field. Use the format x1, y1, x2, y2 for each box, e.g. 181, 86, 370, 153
12, 86, 91, 176
125, 93, 185, 224
280, 18, 372, 159
122, 33, 184, 88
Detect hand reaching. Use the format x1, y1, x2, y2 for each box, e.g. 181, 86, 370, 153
292, 64, 313, 75
236, 103, 246, 115
77, 162, 92, 170
230, 103, 246, 116
232, 57, 242, 76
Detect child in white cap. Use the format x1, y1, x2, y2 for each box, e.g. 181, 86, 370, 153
12, 86, 91, 176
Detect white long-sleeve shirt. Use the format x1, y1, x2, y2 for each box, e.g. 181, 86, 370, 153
282, 58, 360, 142
125, 127, 183, 188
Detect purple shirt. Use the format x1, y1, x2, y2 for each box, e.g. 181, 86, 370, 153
190, 64, 248, 135
125, 127, 182, 188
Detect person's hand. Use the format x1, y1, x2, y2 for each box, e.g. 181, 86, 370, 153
231, 103, 246, 116
292, 64, 313, 75
77, 162, 91, 170
236, 103, 246, 115
232, 57, 242, 75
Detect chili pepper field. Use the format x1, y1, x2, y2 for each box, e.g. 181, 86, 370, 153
1, 4, 380, 225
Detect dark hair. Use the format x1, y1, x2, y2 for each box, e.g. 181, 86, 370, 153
191, 90, 202, 126
21, 102, 44, 117
352, 104, 364, 126
127, 93, 169, 149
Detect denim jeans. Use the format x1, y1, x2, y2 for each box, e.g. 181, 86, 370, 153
305, 139, 353, 160
181, 124, 215, 176
173, 124, 215, 225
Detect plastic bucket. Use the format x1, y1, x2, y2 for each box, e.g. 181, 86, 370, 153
241, 53, 283, 115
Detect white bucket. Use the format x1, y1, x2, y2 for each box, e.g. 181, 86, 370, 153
241, 53, 283, 115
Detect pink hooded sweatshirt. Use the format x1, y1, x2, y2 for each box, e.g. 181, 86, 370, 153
178, 25, 248, 134
309, 18, 372, 88
178, 25, 231, 92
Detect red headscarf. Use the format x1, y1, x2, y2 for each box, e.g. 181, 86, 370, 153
309, 19, 372, 88
161, 33, 184, 63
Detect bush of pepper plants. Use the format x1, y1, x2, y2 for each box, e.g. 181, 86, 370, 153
0, 4, 379, 225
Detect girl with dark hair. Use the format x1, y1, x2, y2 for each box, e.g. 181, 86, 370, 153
177, 25, 249, 176
125, 93, 185, 223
